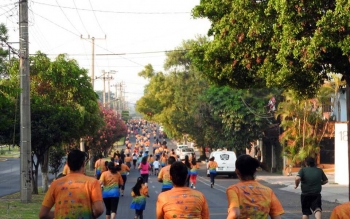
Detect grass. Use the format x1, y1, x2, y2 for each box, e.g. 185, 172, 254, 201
0, 188, 46, 219
0, 168, 97, 219
0, 146, 20, 158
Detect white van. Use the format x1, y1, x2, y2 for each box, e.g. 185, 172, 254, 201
207, 151, 237, 178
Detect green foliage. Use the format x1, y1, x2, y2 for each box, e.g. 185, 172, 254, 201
4, 51, 103, 193
203, 86, 280, 153
191, 1, 350, 98
49, 146, 66, 176
86, 104, 127, 155
136, 37, 281, 154
276, 88, 330, 164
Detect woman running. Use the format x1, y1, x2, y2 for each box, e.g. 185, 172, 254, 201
138, 156, 151, 185
125, 153, 132, 168
130, 177, 149, 219
99, 162, 124, 219
184, 155, 191, 187
147, 154, 154, 175
207, 156, 218, 188
119, 159, 130, 197
226, 155, 284, 218
189, 159, 199, 189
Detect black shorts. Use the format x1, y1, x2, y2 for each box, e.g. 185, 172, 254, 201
103, 197, 119, 215
301, 193, 322, 215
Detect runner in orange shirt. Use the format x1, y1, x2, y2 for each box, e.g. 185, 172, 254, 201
226, 154, 284, 219
158, 156, 176, 192
39, 150, 104, 219
156, 161, 209, 219
62, 162, 70, 176
330, 202, 350, 219
207, 156, 218, 188
95, 154, 106, 180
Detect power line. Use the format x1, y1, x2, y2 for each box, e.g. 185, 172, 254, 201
73, 0, 89, 34
88, 0, 104, 34
55, 0, 81, 35
31, 11, 144, 67
32, 1, 190, 14
31, 49, 188, 56
0, 5, 16, 17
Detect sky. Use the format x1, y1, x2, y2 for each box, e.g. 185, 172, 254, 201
0, 0, 211, 109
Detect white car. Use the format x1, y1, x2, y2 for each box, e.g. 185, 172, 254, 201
159, 126, 164, 132
176, 147, 195, 160
207, 151, 237, 178
177, 145, 188, 149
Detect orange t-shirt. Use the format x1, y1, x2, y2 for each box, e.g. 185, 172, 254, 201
125, 156, 132, 163
94, 159, 106, 174
330, 202, 350, 219
42, 173, 102, 218
62, 163, 70, 175
156, 187, 209, 219
226, 180, 284, 218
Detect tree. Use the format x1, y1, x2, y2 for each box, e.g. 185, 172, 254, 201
203, 86, 280, 154
86, 104, 127, 157
49, 145, 65, 178
192, 1, 327, 97
6, 52, 103, 193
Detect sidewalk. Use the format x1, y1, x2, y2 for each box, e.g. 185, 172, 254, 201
256, 170, 349, 204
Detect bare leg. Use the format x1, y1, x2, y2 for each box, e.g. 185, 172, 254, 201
111, 212, 116, 219
314, 209, 322, 219
302, 215, 309, 219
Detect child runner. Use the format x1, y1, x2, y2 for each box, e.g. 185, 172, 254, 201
189, 159, 199, 189
153, 158, 160, 176
130, 177, 149, 219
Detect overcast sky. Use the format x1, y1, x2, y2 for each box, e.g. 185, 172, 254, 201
0, 0, 210, 108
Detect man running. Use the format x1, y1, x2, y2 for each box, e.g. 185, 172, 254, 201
295, 157, 328, 219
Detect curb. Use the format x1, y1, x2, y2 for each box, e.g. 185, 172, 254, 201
0, 158, 8, 162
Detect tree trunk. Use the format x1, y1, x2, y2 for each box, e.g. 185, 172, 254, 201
89, 150, 94, 171
32, 155, 39, 194
40, 150, 49, 193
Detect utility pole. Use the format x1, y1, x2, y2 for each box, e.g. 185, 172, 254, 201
96, 70, 115, 108
111, 83, 118, 111
19, 0, 32, 202
81, 35, 106, 89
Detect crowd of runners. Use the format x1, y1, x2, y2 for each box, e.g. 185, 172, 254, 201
39, 119, 347, 219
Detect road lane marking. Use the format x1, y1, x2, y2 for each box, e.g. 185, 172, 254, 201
197, 176, 228, 191
197, 177, 226, 193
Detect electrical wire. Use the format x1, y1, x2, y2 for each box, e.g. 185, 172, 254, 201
32, 1, 190, 15
240, 96, 274, 119
55, 0, 81, 36
30, 49, 187, 56
31, 11, 144, 67
88, 0, 104, 34
73, 0, 89, 34
0, 6, 15, 17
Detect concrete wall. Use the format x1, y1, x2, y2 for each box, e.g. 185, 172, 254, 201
334, 122, 349, 185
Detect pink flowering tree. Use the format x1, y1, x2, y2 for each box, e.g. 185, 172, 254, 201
86, 103, 127, 157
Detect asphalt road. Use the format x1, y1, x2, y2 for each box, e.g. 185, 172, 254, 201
96, 124, 338, 219
97, 163, 338, 219
0, 158, 56, 197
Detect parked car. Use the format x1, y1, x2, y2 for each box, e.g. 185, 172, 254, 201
206, 150, 237, 178
159, 126, 164, 132
176, 145, 188, 149
176, 147, 195, 160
